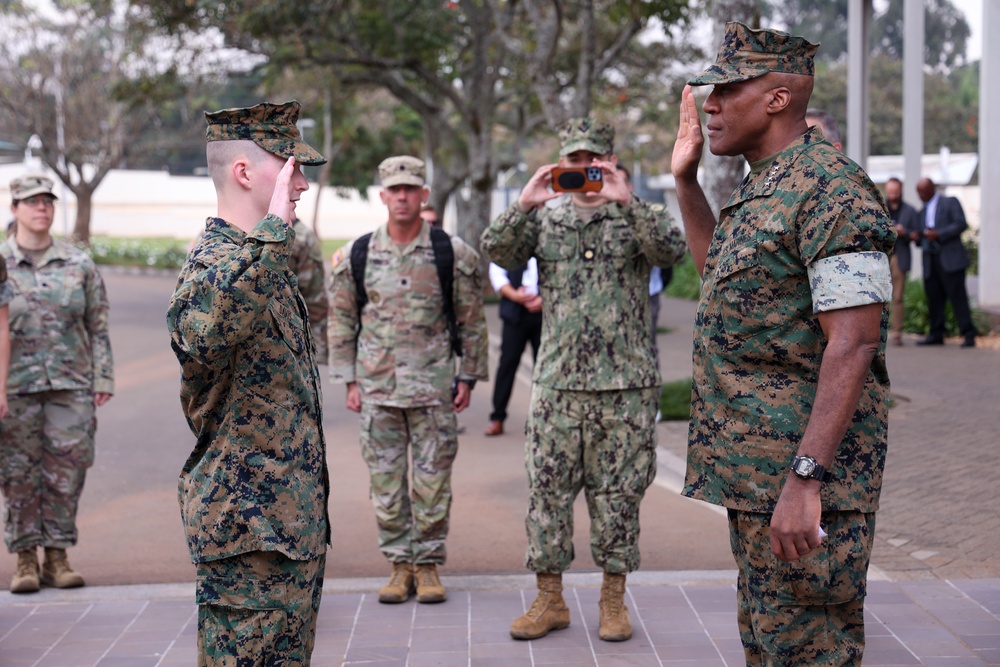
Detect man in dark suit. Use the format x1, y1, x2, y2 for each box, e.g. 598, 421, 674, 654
484, 259, 542, 436
912, 177, 976, 348
885, 177, 919, 346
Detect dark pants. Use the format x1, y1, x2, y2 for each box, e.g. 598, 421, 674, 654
489, 314, 542, 424
924, 254, 975, 340
728, 509, 875, 667
196, 550, 325, 666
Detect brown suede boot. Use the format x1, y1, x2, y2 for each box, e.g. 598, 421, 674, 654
414, 563, 447, 603
598, 572, 632, 641
41, 548, 85, 589
510, 573, 571, 640
378, 562, 415, 603
10, 549, 40, 594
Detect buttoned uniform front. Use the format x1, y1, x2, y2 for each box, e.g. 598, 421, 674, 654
329, 220, 488, 565
167, 215, 330, 564
0, 238, 113, 552
684, 128, 895, 665
481, 195, 687, 574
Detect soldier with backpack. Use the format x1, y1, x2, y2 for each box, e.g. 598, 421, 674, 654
329, 155, 488, 604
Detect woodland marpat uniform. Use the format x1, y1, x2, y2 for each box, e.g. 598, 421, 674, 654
168, 215, 330, 562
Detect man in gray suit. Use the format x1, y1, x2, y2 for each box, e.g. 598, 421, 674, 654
912, 177, 976, 348
885, 177, 919, 346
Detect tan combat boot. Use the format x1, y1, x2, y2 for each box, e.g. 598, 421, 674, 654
598, 572, 632, 641
414, 563, 447, 603
510, 573, 571, 640
10, 549, 41, 594
378, 562, 415, 603
41, 548, 85, 589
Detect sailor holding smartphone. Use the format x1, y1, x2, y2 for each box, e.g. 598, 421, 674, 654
480, 118, 687, 643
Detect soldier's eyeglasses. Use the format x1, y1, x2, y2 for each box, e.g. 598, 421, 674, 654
20, 196, 56, 208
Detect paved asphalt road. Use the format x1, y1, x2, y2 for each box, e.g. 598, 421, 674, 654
4, 267, 999, 589
0, 270, 734, 587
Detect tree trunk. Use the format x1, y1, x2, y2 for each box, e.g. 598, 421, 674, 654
72, 187, 93, 245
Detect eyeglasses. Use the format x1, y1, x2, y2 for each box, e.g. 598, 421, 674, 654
20, 195, 56, 208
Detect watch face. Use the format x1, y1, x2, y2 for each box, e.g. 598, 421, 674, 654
795, 457, 817, 476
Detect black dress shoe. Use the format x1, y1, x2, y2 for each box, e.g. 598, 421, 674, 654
961, 336, 976, 348
916, 336, 944, 346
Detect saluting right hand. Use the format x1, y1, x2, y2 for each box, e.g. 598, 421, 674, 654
670, 85, 705, 182
268, 156, 299, 226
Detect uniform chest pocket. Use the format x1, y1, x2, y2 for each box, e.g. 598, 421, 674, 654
714, 246, 775, 337
601, 222, 641, 262
269, 300, 306, 355
536, 224, 577, 262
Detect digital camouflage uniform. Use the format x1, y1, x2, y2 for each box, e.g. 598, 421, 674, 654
686, 23, 895, 667
288, 220, 329, 363
189, 218, 328, 362
0, 236, 113, 553
167, 100, 330, 667
329, 176, 488, 565
480, 120, 687, 574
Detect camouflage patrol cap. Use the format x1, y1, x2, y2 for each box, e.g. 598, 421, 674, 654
204, 100, 326, 165
558, 118, 614, 156
378, 155, 426, 188
689, 22, 819, 86
10, 174, 57, 201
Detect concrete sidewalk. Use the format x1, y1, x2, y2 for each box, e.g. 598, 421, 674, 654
1, 573, 998, 666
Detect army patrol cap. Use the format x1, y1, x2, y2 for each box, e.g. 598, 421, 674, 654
689, 21, 819, 86
204, 100, 326, 165
558, 118, 614, 156
10, 174, 57, 201
378, 155, 426, 188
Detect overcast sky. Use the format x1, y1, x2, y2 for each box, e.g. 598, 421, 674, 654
952, 0, 982, 60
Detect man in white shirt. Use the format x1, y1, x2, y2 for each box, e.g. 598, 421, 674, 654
484, 259, 542, 436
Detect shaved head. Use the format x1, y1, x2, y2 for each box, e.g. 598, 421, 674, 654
206, 140, 271, 193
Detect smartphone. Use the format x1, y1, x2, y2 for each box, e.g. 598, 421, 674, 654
551, 167, 604, 193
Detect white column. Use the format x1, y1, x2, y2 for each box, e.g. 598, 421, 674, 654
980, 0, 1000, 306
847, 0, 873, 166
903, 0, 925, 280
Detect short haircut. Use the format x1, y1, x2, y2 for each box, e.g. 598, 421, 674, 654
805, 108, 843, 145
205, 140, 269, 192
886, 176, 903, 187
615, 164, 631, 181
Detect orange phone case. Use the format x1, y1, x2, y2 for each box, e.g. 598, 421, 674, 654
550, 167, 604, 193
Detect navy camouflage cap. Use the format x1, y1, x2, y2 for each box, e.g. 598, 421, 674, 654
10, 174, 57, 201
204, 100, 326, 165
378, 155, 426, 188
689, 22, 819, 86
558, 118, 614, 156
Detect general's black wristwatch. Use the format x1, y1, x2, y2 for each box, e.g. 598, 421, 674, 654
790, 455, 833, 482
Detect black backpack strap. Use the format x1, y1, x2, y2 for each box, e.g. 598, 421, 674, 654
349, 232, 373, 317
429, 226, 461, 358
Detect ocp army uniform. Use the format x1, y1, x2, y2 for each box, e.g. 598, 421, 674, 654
0, 235, 113, 553
686, 23, 895, 666
329, 204, 488, 568
480, 125, 688, 578
167, 100, 330, 666
288, 220, 329, 363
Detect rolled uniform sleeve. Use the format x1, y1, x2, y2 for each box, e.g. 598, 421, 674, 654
809, 252, 891, 313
